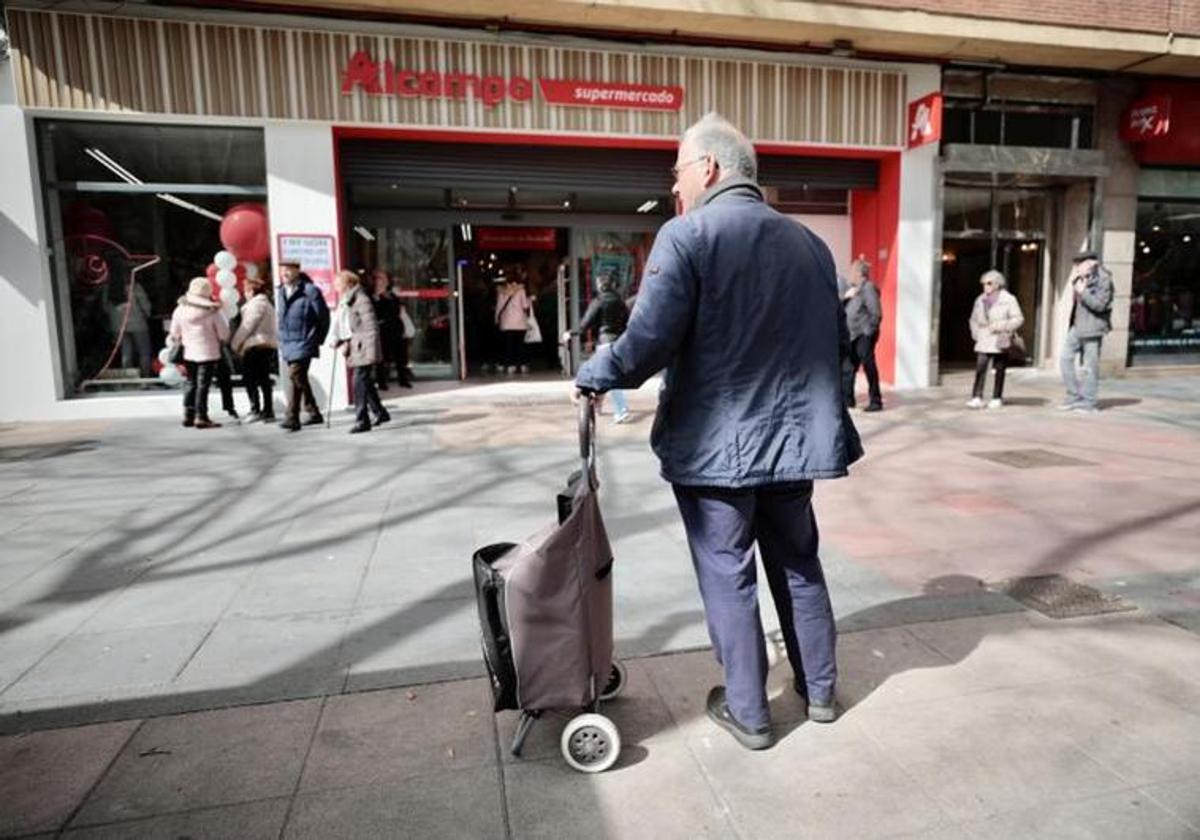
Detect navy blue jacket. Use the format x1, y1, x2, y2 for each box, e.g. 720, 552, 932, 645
277, 275, 330, 363
575, 178, 863, 487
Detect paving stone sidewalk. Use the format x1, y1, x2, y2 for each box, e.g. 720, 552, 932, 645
2, 607, 1200, 839
1, 370, 1198, 838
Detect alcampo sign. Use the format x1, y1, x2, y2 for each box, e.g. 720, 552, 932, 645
341, 51, 684, 111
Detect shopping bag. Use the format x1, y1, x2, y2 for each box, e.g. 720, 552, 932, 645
525, 311, 543, 344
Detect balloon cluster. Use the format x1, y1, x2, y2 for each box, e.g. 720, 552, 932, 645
202, 203, 270, 321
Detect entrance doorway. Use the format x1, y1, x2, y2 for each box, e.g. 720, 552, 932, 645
939, 184, 1049, 369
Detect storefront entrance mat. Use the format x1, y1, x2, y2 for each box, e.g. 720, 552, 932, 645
968, 448, 1096, 469
991, 574, 1137, 619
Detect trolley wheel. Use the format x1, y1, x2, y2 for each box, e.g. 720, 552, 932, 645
560, 713, 621, 774
598, 659, 627, 701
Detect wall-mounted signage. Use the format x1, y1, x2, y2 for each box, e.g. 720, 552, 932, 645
476, 227, 559, 251
907, 92, 943, 149
277, 234, 338, 306
341, 52, 683, 112
1122, 95, 1172, 142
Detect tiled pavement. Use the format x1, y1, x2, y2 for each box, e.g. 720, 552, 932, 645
1, 370, 1198, 838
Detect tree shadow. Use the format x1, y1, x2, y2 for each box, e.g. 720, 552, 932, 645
1098, 397, 1142, 410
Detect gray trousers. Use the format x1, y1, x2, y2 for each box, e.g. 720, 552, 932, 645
1060, 326, 1102, 408
673, 481, 836, 730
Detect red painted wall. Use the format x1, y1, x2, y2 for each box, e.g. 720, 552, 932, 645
850, 151, 901, 383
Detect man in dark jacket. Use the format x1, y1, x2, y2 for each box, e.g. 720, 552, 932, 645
564, 272, 632, 422
840, 257, 884, 411
276, 261, 330, 432
1060, 250, 1114, 414
574, 113, 863, 750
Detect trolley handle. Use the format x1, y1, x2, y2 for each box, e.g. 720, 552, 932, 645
579, 394, 597, 479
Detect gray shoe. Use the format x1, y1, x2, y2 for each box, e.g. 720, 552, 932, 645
794, 678, 838, 723
706, 687, 774, 750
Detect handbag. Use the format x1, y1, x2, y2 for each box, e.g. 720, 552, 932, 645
1004, 333, 1027, 362
524, 311, 543, 345
400, 307, 416, 340
167, 341, 184, 364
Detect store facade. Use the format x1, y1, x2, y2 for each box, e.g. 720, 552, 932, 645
0, 4, 939, 420
1123, 81, 1200, 367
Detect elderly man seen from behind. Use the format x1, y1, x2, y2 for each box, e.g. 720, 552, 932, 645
573, 112, 863, 751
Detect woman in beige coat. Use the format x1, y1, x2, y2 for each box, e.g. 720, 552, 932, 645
231, 275, 279, 423
329, 270, 390, 434
967, 270, 1025, 409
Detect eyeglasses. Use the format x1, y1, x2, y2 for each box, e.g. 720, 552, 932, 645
670, 155, 709, 179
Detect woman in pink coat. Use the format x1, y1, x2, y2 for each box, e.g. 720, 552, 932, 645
168, 277, 231, 429
495, 275, 531, 374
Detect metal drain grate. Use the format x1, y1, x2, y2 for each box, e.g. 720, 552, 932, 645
993, 574, 1137, 619
969, 448, 1096, 469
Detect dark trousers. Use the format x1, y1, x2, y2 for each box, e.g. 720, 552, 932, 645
353, 365, 387, 427
215, 353, 235, 414
286, 358, 320, 424
242, 347, 275, 415
376, 333, 411, 386
183, 361, 216, 421
672, 481, 836, 730
972, 352, 1008, 399
501, 330, 525, 369
842, 333, 882, 408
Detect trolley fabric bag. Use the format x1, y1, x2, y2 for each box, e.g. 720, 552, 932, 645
472, 403, 614, 712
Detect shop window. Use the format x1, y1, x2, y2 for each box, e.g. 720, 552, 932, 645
38, 121, 268, 396
942, 102, 1093, 149
1130, 201, 1200, 365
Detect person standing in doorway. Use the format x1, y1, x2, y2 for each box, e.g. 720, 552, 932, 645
370, 268, 413, 390
276, 260, 330, 432
168, 277, 230, 429
231, 275, 279, 422
1060, 250, 1114, 414
496, 273, 531, 374
574, 113, 862, 750
966, 270, 1025, 409
840, 257, 883, 412
564, 271, 631, 423
329, 270, 390, 434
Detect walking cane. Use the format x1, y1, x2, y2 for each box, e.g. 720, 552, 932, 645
325, 349, 337, 429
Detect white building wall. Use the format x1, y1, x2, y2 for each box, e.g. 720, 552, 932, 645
894, 64, 942, 389
265, 122, 347, 413
0, 63, 61, 422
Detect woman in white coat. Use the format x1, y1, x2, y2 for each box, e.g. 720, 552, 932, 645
967, 270, 1025, 409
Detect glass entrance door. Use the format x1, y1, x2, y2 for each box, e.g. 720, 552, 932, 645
352, 226, 457, 380
568, 229, 658, 370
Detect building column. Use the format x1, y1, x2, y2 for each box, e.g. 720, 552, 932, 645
265, 122, 344, 414
1095, 80, 1139, 375
0, 54, 61, 421
895, 63, 941, 390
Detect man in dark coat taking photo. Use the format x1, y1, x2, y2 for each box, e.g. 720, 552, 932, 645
574, 112, 863, 750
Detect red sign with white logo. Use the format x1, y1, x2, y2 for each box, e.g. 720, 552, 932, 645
1122, 95, 1172, 142
537, 79, 684, 111
341, 52, 684, 112
476, 227, 558, 251
907, 93, 943, 149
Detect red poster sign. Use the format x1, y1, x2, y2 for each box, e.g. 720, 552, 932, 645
537, 79, 684, 111
476, 227, 558, 251
1122, 95, 1172, 142
907, 93, 943, 149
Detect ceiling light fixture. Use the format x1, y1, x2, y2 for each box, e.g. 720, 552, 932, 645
353, 225, 376, 242
85, 147, 222, 222
637, 200, 659, 213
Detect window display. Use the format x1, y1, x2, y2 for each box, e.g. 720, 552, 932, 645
38, 121, 268, 395
1130, 200, 1200, 365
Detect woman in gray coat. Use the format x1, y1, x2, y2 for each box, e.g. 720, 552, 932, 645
330, 270, 390, 434
967, 270, 1025, 409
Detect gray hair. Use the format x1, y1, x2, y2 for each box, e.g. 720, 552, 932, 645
981, 269, 1006, 289
682, 112, 757, 181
